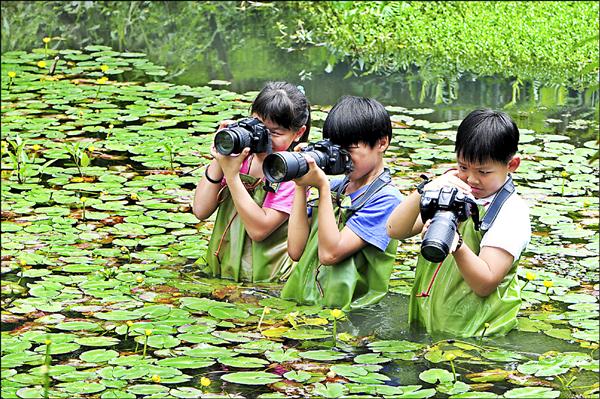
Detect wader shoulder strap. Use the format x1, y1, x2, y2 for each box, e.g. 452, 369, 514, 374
334, 168, 392, 217
480, 175, 515, 232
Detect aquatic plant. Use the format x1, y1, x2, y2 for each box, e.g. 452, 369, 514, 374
42, 36, 50, 56
283, 1, 599, 90
7, 70, 16, 90
329, 308, 344, 346
63, 142, 92, 177
4, 135, 31, 184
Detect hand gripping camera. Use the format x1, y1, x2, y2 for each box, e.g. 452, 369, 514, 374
214, 117, 272, 155
419, 186, 480, 263
262, 139, 353, 183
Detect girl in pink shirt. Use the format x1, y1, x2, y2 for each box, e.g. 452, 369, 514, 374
192, 82, 310, 282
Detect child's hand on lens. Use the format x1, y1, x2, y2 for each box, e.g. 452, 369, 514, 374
216, 147, 250, 179
293, 142, 308, 152
293, 155, 328, 189
449, 232, 461, 254
217, 120, 235, 131
420, 219, 432, 240
421, 219, 461, 254
424, 169, 471, 195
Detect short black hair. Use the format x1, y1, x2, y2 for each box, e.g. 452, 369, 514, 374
323, 96, 392, 148
251, 81, 311, 143
455, 109, 519, 164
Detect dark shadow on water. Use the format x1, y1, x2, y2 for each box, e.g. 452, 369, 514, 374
344, 293, 585, 354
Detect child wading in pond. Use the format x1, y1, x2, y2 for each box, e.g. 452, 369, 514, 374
387, 109, 531, 337
281, 96, 403, 310
192, 82, 310, 282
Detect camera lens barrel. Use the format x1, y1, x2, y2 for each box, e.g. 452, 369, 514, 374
214, 126, 252, 155
263, 152, 308, 182
263, 149, 331, 183
421, 210, 459, 263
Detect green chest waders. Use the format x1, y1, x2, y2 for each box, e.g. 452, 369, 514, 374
280, 170, 398, 311
408, 204, 522, 338
207, 173, 292, 282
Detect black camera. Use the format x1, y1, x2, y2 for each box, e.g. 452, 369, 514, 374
419, 186, 480, 262
262, 140, 353, 183
214, 117, 272, 155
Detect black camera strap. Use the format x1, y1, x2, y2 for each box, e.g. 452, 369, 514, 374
333, 168, 392, 217
479, 175, 515, 232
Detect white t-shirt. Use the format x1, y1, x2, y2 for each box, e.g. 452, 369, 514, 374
475, 191, 531, 260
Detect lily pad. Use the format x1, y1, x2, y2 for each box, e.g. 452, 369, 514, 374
419, 368, 454, 384
503, 387, 560, 398
221, 371, 281, 385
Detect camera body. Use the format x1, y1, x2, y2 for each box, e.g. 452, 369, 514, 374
214, 117, 272, 155
419, 186, 479, 262
263, 139, 353, 183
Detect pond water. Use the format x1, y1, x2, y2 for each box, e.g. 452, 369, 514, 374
1, 31, 598, 399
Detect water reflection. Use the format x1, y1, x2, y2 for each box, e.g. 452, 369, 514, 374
170, 16, 598, 117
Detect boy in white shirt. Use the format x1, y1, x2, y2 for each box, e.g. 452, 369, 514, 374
387, 109, 531, 337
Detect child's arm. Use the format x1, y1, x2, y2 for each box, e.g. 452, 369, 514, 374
387, 170, 471, 239
451, 196, 529, 297
386, 190, 423, 239
222, 148, 289, 242
314, 181, 367, 265
452, 243, 515, 297
293, 157, 366, 265
287, 185, 310, 261
192, 121, 233, 221
192, 158, 223, 220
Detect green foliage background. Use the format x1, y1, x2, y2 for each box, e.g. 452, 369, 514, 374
281, 1, 599, 89
2, 1, 598, 89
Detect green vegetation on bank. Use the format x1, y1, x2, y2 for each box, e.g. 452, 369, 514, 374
276, 1, 599, 89
280, 1, 598, 87
1, 1, 597, 91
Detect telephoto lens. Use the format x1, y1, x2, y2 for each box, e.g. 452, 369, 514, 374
263, 149, 328, 183
421, 210, 459, 262
214, 126, 251, 156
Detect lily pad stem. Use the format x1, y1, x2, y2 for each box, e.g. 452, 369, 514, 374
43, 340, 52, 399
142, 334, 149, 358
449, 358, 456, 382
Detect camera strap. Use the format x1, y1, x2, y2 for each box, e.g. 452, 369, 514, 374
479, 175, 515, 232
334, 168, 392, 217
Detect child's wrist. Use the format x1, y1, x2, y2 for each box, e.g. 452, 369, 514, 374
205, 164, 224, 183
223, 169, 239, 181
316, 179, 330, 193
451, 233, 464, 255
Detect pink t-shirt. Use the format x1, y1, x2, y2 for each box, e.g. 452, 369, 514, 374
222, 156, 295, 215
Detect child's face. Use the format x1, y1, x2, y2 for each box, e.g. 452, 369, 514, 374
456, 156, 520, 199
256, 116, 305, 152
344, 141, 385, 181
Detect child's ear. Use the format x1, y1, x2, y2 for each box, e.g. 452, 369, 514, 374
507, 156, 520, 172
378, 136, 390, 152
294, 125, 307, 142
